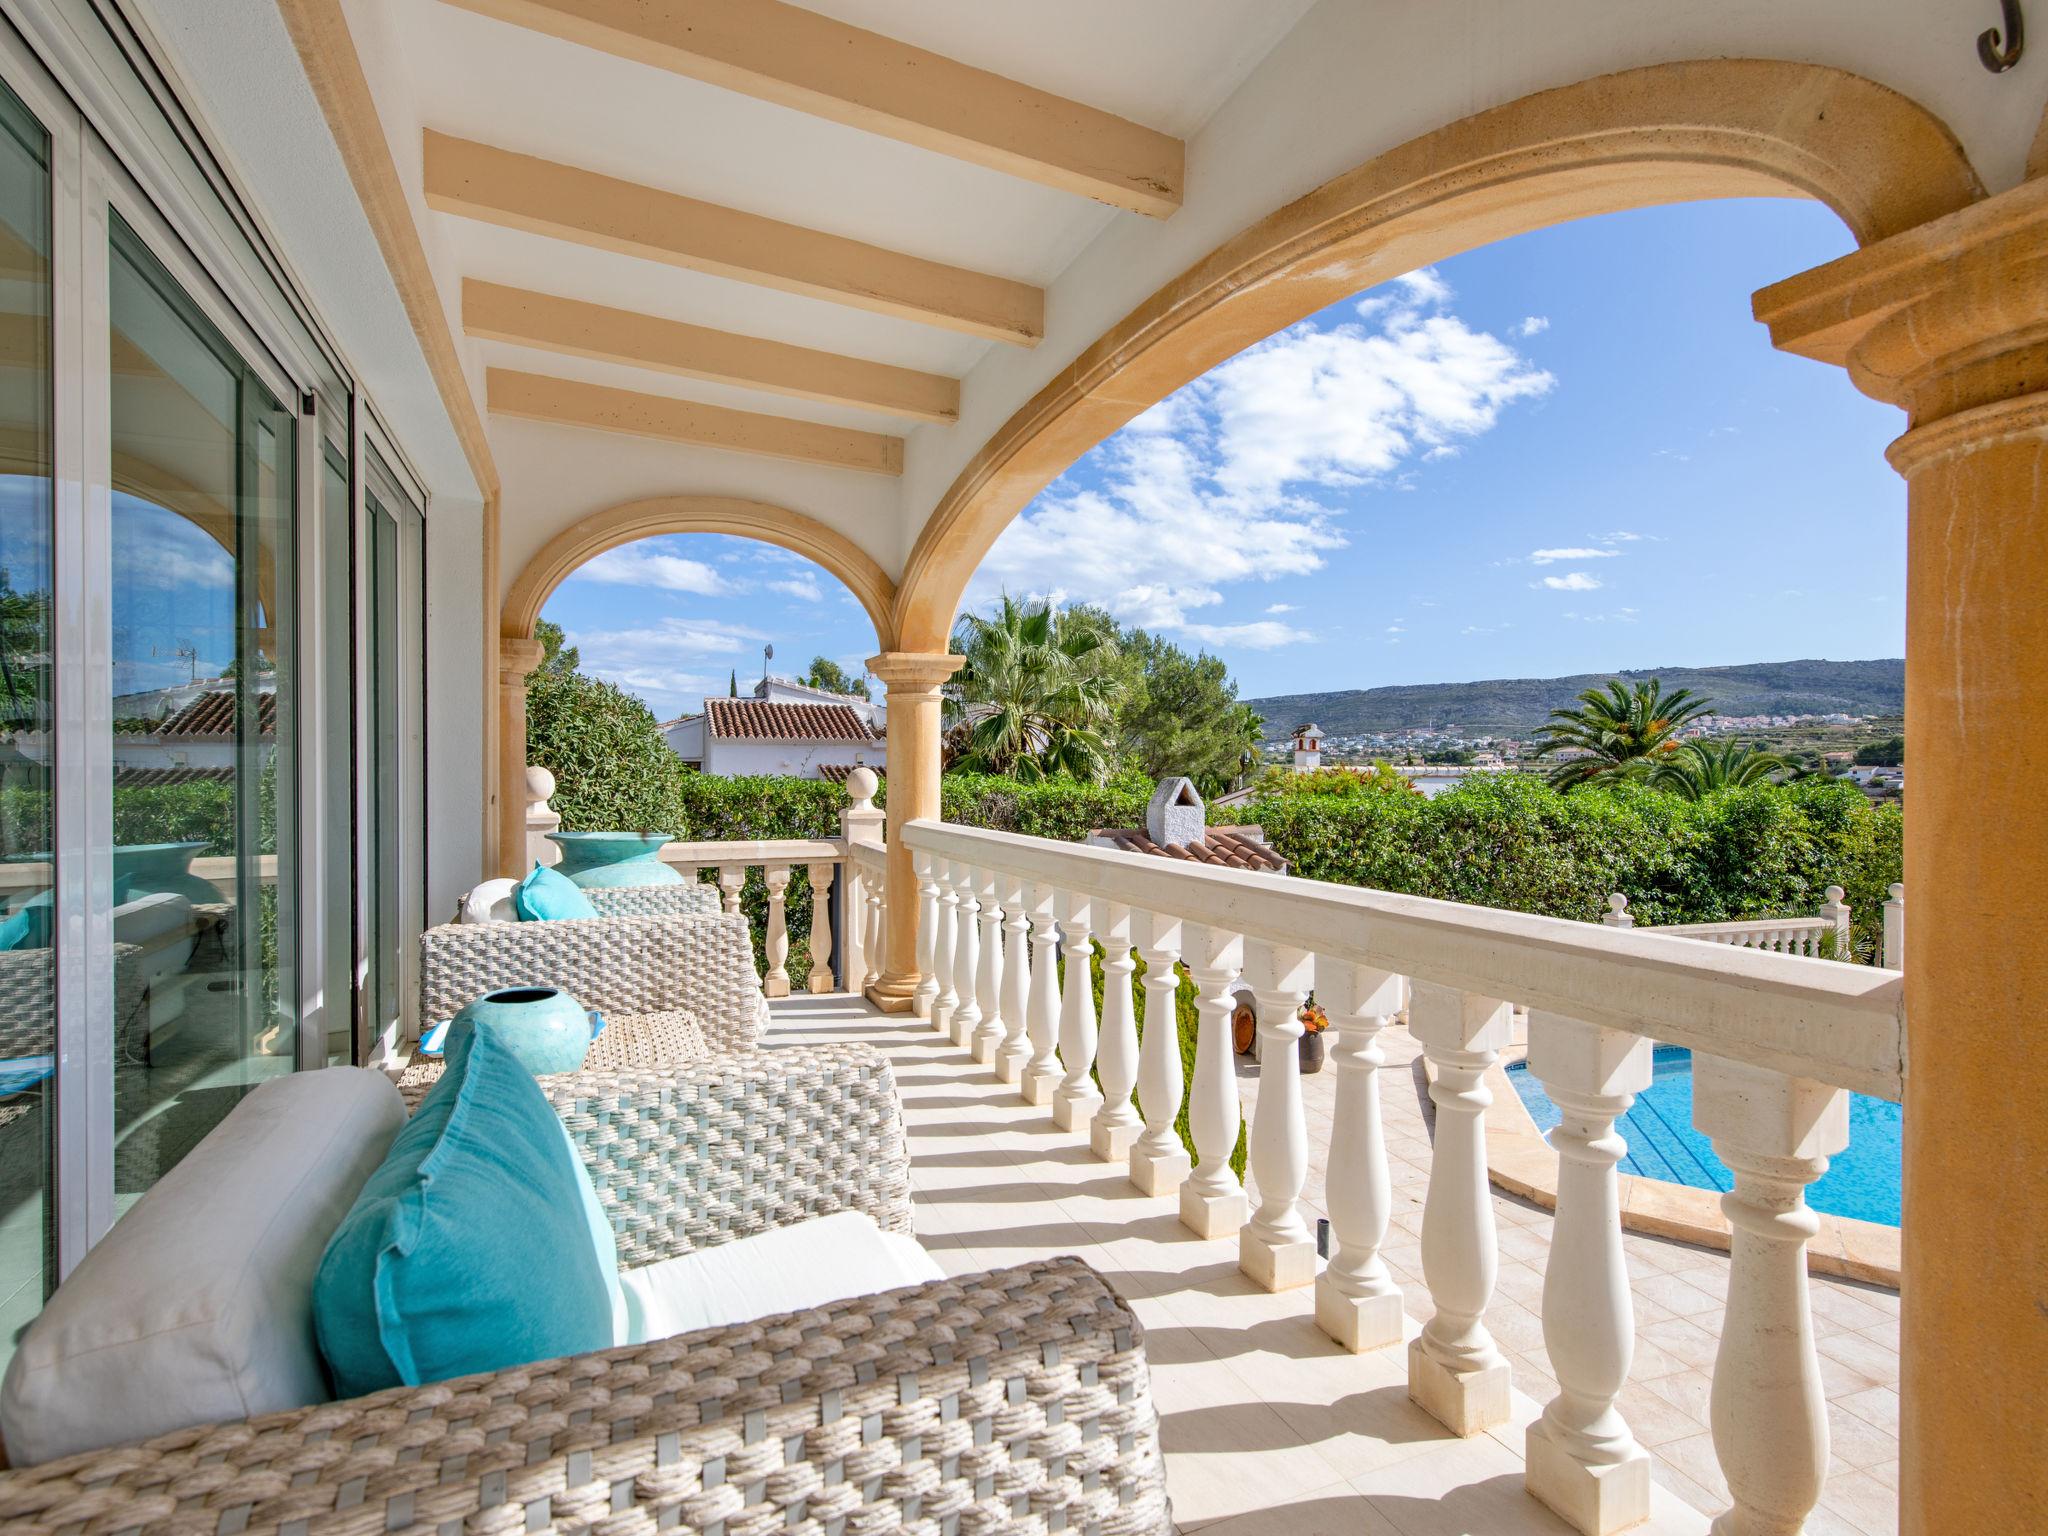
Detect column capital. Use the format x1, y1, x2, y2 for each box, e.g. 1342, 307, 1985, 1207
1754, 176, 2048, 452
499, 634, 545, 687
865, 650, 964, 694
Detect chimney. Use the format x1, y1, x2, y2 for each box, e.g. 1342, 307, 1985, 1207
1146, 777, 1205, 847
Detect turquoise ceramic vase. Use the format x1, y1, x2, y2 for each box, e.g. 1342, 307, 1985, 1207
545, 830, 683, 887
448, 986, 593, 1076
113, 841, 224, 903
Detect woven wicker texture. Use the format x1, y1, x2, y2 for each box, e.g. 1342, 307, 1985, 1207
587, 884, 723, 918
546, 1045, 913, 1263
0, 943, 148, 1063
419, 912, 766, 1053
0, 1255, 1170, 1536
394, 1008, 713, 1111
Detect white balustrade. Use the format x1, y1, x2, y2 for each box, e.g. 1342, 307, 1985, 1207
996, 877, 1033, 1083
1883, 882, 1904, 970
1314, 960, 1406, 1352
1021, 884, 1063, 1105
929, 857, 960, 1036
1408, 980, 1515, 1435
1090, 903, 1142, 1161
897, 817, 1905, 1530
717, 865, 745, 916
1129, 910, 1189, 1196
1523, 1012, 1654, 1535
863, 877, 885, 992
805, 861, 836, 994
1051, 891, 1103, 1132
1614, 889, 1856, 960
912, 851, 940, 1019
1695, 1057, 1849, 1536
1180, 923, 1247, 1239
1240, 939, 1316, 1290
971, 869, 1006, 1064
950, 863, 982, 1048
763, 864, 793, 998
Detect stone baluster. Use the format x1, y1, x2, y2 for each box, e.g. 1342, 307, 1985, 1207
1882, 882, 1904, 970
949, 863, 982, 1048
1820, 884, 1850, 959
805, 861, 837, 993
1240, 939, 1316, 1290
1090, 903, 1142, 1161
1407, 981, 1514, 1434
971, 869, 1005, 1064
763, 864, 792, 998
929, 857, 960, 1036
996, 877, 1033, 1084
1129, 911, 1189, 1196
1021, 884, 1063, 1105
1052, 892, 1103, 1132
861, 877, 885, 992
837, 768, 882, 997
1694, 1057, 1849, 1536
717, 865, 746, 917
1601, 893, 1633, 929
1314, 960, 1406, 1352
1179, 923, 1247, 1238
1523, 1012, 1655, 1536
911, 851, 941, 1019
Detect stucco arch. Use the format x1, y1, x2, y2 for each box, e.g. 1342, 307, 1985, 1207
893, 57, 1983, 650
503, 494, 898, 651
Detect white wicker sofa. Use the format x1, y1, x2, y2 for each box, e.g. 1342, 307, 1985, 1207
0, 1045, 1170, 1536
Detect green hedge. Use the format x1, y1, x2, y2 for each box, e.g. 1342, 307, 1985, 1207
1223, 772, 1902, 962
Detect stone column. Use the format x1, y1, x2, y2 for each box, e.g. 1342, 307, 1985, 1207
496, 635, 544, 879
864, 651, 964, 1012
1755, 177, 2048, 1535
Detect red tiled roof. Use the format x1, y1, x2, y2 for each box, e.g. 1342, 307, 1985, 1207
155, 692, 277, 740
115, 766, 234, 787
704, 697, 876, 742
818, 763, 885, 784
1090, 826, 1286, 873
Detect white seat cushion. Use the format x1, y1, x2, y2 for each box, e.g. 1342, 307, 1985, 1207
459, 877, 522, 923
618, 1211, 943, 1344
0, 1069, 406, 1464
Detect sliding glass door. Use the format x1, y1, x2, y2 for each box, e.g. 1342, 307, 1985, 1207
360, 451, 422, 1060
106, 211, 297, 1211
0, 75, 56, 1355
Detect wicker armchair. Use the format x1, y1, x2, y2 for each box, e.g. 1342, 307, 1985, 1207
0, 1045, 1172, 1536
585, 882, 724, 918
407, 909, 770, 1106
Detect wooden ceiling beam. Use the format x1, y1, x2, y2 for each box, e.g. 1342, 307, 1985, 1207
425, 131, 1043, 345
440, 0, 1183, 218
463, 279, 959, 423
487, 367, 904, 474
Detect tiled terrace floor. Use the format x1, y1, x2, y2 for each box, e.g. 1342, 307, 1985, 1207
772, 995, 1902, 1536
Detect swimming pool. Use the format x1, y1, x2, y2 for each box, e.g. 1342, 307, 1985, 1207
1504, 1044, 1902, 1226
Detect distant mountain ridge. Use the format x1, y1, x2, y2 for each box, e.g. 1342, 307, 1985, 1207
1246, 658, 1904, 737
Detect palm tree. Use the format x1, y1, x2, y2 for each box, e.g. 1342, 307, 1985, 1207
946, 596, 1123, 782
1534, 677, 1715, 788
1648, 739, 1792, 800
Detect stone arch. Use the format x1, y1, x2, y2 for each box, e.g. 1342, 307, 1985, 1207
503, 494, 897, 651
892, 57, 1983, 650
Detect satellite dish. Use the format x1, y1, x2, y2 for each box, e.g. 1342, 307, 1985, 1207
765, 644, 775, 661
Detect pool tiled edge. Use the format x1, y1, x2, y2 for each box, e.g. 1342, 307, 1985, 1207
1476, 1050, 1901, 1289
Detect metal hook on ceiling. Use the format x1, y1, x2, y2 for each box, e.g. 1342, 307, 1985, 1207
1979, 0, 2025, 72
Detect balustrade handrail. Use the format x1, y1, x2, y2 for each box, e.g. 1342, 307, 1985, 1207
658, 837, 846, 867
1652, 915, 1829, 937
902, 818, 1903, 1100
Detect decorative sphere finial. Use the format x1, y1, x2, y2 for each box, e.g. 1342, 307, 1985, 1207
845, 765, 879, 805
525, 764, 556, 803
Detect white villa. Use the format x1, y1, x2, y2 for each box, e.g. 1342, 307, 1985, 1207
0, 3, 2038, 1534
661, 675, 883, 778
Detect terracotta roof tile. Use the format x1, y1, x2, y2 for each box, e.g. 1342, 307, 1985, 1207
704, 697, 876, 742
818, 763, 885, 784
1091, 825, 1286, 873
155, 692, 277, 740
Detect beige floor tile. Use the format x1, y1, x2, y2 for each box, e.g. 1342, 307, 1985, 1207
1817, 1329, 1900, 1387
1834, 1384, 1900, 1437
1181, 1481, 1405, 1536
1653, 1431, 1732, 1508
1631, 1270, 1726, 1319
1817, 1468, 1901, 1535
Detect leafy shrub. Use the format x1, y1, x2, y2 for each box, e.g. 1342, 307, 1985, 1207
941, 768, 1152, 840
526, 669, 691, 835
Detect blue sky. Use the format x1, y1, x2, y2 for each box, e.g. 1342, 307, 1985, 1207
543, 197, 1905, 716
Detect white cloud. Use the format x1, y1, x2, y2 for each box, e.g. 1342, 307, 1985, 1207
1562, 607, 1639, 624
571, 545, 729, 596
1528, 547, 1621, 564
567, 617, 767, 713
1516, 316, 1550, 337
973, 266, 1551, 650
1539, 572, 1603, 591
1602, 530, 1651, 542
767, 574, 823, 602
1385, 624, 1406, 634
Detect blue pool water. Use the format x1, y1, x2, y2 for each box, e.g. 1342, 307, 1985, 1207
1505, 1045, 1902, 1226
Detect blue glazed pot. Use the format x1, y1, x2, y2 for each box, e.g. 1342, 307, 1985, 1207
546, 830, 684, 887
448, 985, 593, 1076
113, 841, 224, 903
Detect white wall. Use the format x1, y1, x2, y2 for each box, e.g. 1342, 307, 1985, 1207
425, 494, 488, 919
703, 737, 878, 780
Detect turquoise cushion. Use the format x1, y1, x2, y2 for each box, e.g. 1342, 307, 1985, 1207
558, 1120, 626, 1344
312, 1026, 614, 1397
0, 907, 31, 951
514, 863, 598, 922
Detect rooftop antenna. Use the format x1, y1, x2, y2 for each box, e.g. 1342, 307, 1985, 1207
151, 642, 199, 685
762, 642, 774, 691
